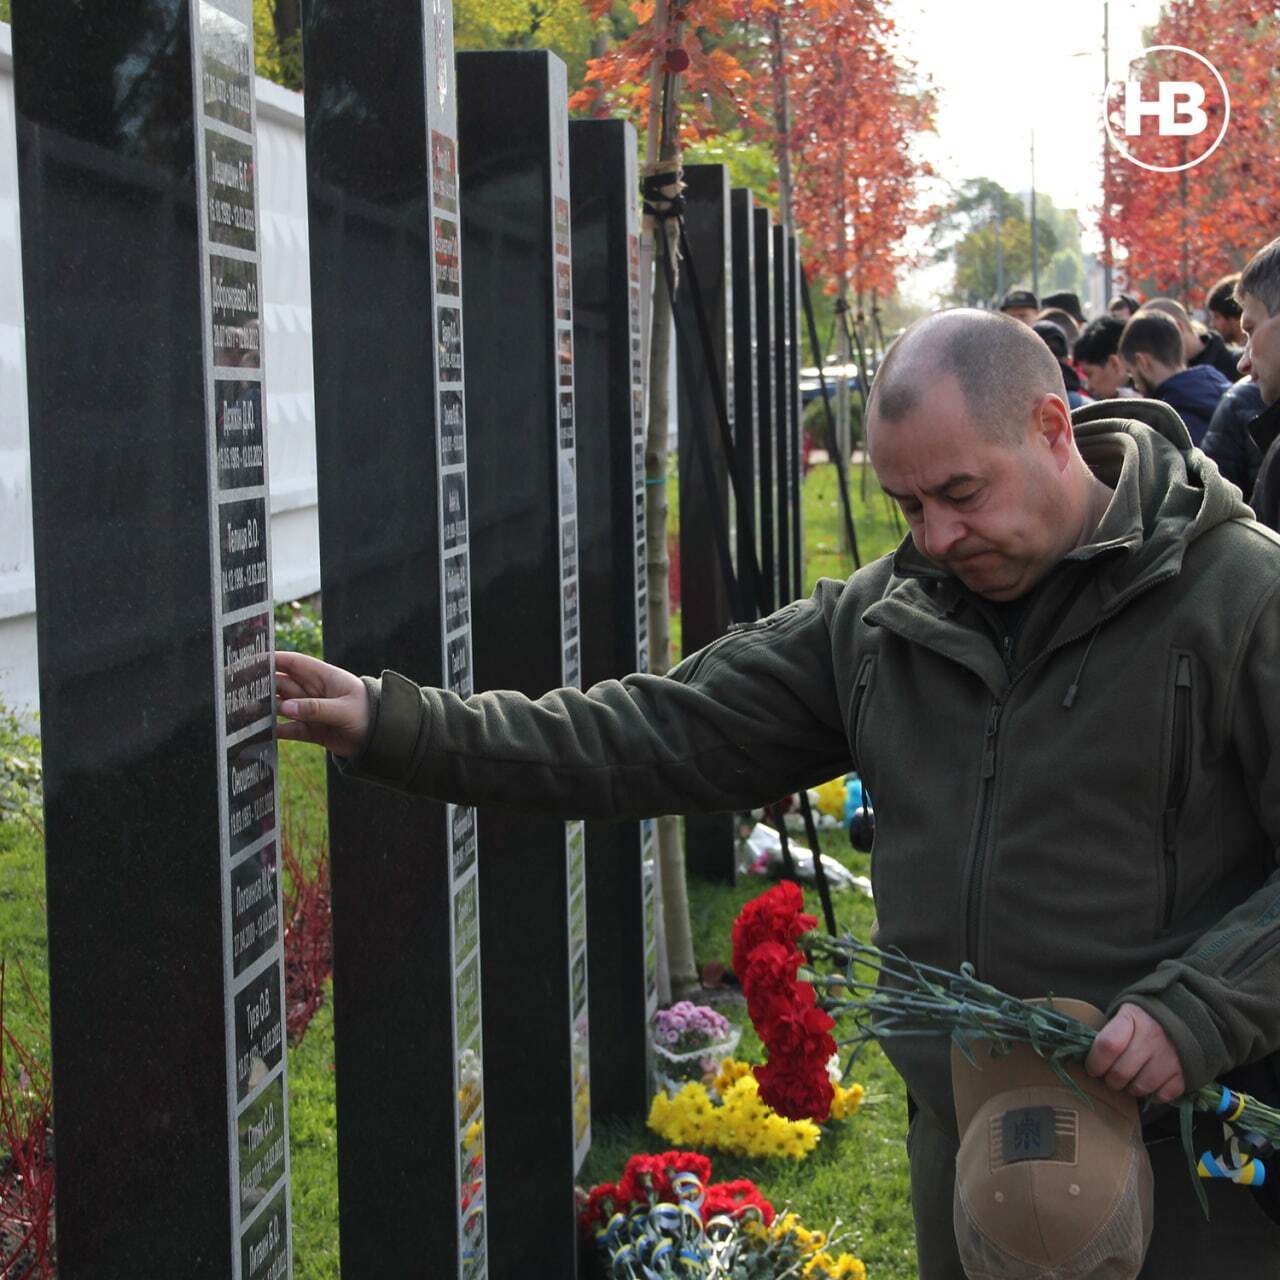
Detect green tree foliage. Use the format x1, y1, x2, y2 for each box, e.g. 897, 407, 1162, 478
254, 0, 303, 90
934, 178, 1059, 306
684, 132, 778, 208
454, 0, 608, 92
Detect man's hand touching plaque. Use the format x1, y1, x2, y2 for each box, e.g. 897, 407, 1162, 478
275, 650, 371, 758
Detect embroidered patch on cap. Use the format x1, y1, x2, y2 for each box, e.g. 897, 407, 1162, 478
1001, 1105, 1058, 1163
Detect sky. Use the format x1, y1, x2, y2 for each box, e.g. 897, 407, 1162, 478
890, 0, 1166, 305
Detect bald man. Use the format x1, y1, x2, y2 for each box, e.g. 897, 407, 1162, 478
279, 310, 1280, 1274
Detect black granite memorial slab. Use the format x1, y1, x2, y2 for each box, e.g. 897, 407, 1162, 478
753, 207, 777, 614
731, 189, 760, 608
13, 0, 291, 1271
788, 234, 805, 595
458, 48, 588, 1279
302, 0, 487, 1274
773, 223, 794, 604
678, 164, 738, 882
570, 118, 659, 1123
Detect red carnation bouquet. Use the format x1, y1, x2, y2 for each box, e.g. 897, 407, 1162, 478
578, 1150, 775, 1234
731, 882, 837, 1122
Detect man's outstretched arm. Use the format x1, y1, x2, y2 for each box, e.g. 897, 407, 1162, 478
275, 586, 854, 822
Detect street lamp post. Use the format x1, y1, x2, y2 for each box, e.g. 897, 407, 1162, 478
1030, 130, 1038, 297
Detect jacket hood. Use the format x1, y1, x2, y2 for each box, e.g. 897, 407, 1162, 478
1155, 365, 1232, 419
889, 398, 1251, 604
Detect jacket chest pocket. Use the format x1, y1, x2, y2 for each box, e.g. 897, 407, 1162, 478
1158, 650, 1195, 932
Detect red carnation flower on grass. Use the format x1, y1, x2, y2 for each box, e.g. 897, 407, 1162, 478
578, 1150, 774, 1233
703, 1177, 776, 1225
731, 880, 815, 977
755, 1059, 836, 1124
732, 883, 836, 1123
614, 1149, 711, 1207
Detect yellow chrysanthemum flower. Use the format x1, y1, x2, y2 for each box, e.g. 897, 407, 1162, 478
813, 775, 848, 819
648, 1060, 852, 1159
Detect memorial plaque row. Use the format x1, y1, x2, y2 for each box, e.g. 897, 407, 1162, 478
430, 84, 489, 1278
197, 2, 290, 1274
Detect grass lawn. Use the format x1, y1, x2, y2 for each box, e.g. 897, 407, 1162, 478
1, 462, 920, 1276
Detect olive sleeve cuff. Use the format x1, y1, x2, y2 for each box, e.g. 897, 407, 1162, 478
334, 671, 431, 789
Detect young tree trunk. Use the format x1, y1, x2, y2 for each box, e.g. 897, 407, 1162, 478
642, 3, 699, 1000
835, 274, 852, 557
272, 0, 301, 43
770, 11, 794, 236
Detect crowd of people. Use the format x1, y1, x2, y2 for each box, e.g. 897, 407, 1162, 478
997, 235, 1280, 523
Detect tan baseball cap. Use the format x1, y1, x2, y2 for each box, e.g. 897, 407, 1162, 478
950, 998, 1154, 1280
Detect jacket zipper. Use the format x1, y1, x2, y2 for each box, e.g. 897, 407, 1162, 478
1161, 655, 1193, 931
959, 568, 1180, 973
851, 657, 874, 763
965, 700, 1003, 964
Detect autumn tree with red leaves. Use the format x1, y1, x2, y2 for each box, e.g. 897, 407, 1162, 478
1101, 0, 1280, 299
572, 0, 931, 987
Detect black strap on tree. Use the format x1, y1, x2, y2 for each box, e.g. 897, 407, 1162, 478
673, 220, 766, 618
656, 213, 840, 933
799, 267, 861, 571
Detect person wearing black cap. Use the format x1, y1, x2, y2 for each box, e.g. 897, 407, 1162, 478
1032, 319, 1091, 409
1041, 289, 1086, 326
998, 287, 1038, 326
1109, 291, 1141, 320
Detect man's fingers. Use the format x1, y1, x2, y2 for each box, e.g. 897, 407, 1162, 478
1128, 1056, 1179, 1099
1154, 1073, 1187, 1105
276, 673, 308, 701
274, 649, 329, 683
275, 718, 319, 744
1103, 1036, 1151, 1092
1086, 1009, 1135, 1078
280, 694, 353, 726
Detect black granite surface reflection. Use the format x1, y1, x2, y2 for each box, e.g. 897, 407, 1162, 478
753, 206, 777, 613
678, 165, 737, 882
773, 224, 794, 603
13, 2, 227, 1271
788, 235, 804, 595
570, 118, 651, 1123
302, 1, 465, 1272
731, 189, 760, 609
458, 49, 582, 1280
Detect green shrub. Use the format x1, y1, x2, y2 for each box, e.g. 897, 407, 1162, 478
0, 704, 42, 833
275, 599, 324, 658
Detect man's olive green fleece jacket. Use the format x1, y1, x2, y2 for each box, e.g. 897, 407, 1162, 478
346, 402, 1280, 1132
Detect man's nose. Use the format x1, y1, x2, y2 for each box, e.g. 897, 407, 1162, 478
920, 508, 965, 560
1238, 342, 1252, 378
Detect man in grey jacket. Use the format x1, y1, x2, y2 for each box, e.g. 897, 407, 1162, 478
278, 310, 1280, 1274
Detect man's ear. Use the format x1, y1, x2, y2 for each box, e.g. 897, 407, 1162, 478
1032, 393, 1073, 465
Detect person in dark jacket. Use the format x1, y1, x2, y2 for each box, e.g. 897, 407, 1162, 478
1206, 273, 1246, 346
1119, 310, 1231, 443
1202, 378, 1265, 500
279, 310, 1280, 1275
1032, 319, 1091, 408
1073, 315, 1139, 399
1236, 238, 1280, 530
1142, 296, 1243, 382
